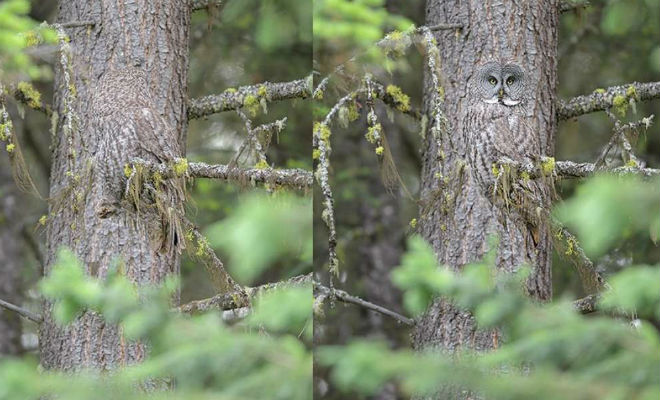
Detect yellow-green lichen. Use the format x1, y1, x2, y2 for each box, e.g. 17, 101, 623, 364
6, 143, 15, 153
409, 218, 417, 228
225, 88, 237, 94
520, 171, 530, 181
491, 164, 500, 177
375, 146, 384, 155
612, 94, 628, 117
440, 224, 446, 232
594, 88, 606, 94
254, 159, 269, 169
313, 90, 324, 100
172, 158, 189, 177
195, 235, 210, 258
565, 235, 578, 256
312, 149, 321, 160
124, 164, 133, 178
315, 122, 331, 143
185, 229, 194, 243
38, 215, 48, 226
152, 171, 163, 187
17, 82, 42, 109
347, 102, 359, 122
243, 94, 260, 117
540, 157, 555, 176
625, 159, 638, 168
386, 85, 410, 112
257, 85, 268, 98
365, 123, 382, 144
626, 85, 637, 100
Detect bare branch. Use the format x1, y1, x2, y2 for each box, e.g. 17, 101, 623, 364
178, 274, 312, 314
558, 82, 660, 120
495, 158, 660, 179
560, 0, 589, 13
553, 226, 609, 295
0, 298, 42, 323
573, 294, 599, 314
130, 159, 313, 190
187, 78, 312, 120
314, 282, 414, 326
190, 0, 223, 12
12, 86, 53, 117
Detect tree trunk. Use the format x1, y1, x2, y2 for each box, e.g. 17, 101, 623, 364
414, 0, 558, 375
0, 165, 23, 356
41, 1, 189, 371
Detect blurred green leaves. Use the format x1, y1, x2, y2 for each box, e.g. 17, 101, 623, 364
0, 0, 55, 81
205, 193, 312, 284
555, 175, 660, 257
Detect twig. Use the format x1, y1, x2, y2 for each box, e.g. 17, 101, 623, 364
187, 77, 312, 120
314, 282, 414, 326
0, 299, 42, 323
559, 0, 590, 13
553, 226, 609, 295
178, 273, 311, 314
235, 109, 267, 166
230, 118, 287, 168
130, 159, 313, 190
557, 81, 660, 120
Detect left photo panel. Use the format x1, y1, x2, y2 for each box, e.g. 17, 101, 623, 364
0, 0, 313, 398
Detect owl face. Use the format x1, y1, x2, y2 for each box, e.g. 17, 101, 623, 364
476, 62, 525, 107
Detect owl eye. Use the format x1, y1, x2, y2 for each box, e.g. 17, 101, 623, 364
506, 76, 515, 85
488, 76, 497, 86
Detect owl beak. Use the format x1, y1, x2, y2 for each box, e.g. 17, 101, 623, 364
498, 88, 504, 99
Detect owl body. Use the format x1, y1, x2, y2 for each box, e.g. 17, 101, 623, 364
88, 65, 183, 253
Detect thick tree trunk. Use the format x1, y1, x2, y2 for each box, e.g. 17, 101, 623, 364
41, 1, 189, 370
414, 0, 558, 371
0, 166, 23, 355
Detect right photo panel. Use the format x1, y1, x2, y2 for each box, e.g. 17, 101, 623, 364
313, 1, 660, 399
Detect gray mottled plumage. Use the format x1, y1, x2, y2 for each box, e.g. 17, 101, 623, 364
89, 65, 183, 253
464, 61, 549, 262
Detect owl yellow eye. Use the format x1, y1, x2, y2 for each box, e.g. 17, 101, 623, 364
506, 77, 515, 85
488, 76, 497, 85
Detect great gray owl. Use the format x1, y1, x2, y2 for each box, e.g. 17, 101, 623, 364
464, 61, 548, 248
89, 64, 184, 253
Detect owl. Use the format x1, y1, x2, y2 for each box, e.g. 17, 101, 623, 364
88, 64, 184, 253
464, 61, 541, 196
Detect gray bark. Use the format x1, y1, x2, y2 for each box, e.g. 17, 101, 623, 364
413, 0, 558, 388
41, 1, 189, 371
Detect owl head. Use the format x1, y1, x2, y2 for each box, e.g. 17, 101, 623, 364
474, 62, 525, 106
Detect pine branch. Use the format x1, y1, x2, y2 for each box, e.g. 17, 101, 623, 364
573, 294, 599, 314
0, 298, 42, 323
558, 81, 660, 120
190, 0, 223, 12
130, 159, 313, 190
178, 273, 312, 314
314, 282, 414, 326
495, 158, 660, 179
187, 77, 312, 120
559, 0, 589, 13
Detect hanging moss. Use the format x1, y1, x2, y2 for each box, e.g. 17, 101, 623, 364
243, 94, 260, 117
315, 122, 331, 144
612, 95, 628, 117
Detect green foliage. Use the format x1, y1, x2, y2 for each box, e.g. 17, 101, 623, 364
321, 175, 660, 398
555, 175, 660, 257
2, 248, 312, 399
0, 0, 55, 80
205, 193, 313, 283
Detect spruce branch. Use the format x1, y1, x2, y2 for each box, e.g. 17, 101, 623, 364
557, 81, 660, 120
187, 78, 311, 120
314, 282, 414, 326
129, 159, 313, 190
178, 273, 311, 314
0, 298, 42, 323
494, 158, 660, 179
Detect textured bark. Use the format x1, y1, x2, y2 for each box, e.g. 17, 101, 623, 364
41, 1, 189, 371
0, 166, 23, 355
414, 0, 558, 376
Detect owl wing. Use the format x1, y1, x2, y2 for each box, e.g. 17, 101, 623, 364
132, 107, 180, 162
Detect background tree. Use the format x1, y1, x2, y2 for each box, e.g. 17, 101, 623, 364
314, 0, 659, 398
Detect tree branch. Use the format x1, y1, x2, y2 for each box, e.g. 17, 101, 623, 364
190, 0, 223, 12
314, 282, 414, 326
559, 0, 589, 13
557, 82, 660, 120
130, 159, 313, 190
495, 158, 660, 179
178, 273, 312, 314
12, 86, 52, 117
0, 298, 42, 323
187, 78, 312, 120
573, 294, 599, 314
